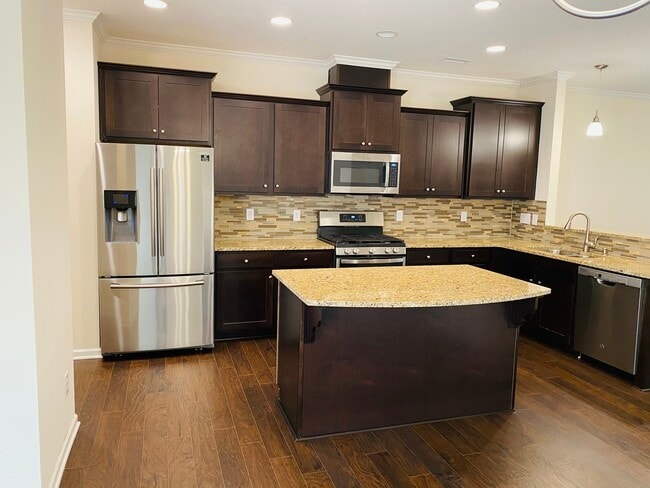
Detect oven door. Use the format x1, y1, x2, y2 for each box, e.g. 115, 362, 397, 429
330, 152, 400, 194
337, 256, 406, 268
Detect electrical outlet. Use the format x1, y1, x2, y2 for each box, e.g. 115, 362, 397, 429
293, 209, 301, 222
64, 371, 70, 396
396, 210, 404, 222
531, 213, 539, 225
246, 208, 255, 221
460, 211, 468, 222
520, 212, 532, 224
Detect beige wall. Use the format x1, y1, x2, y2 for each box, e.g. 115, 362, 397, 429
1, 0, 76, 486
64, 17, 100, 353
556, 90, 650, 237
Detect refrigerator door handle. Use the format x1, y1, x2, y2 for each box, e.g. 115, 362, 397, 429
150, 167, 157, 257
159, 167, 165, 257
110, 280, 205, 290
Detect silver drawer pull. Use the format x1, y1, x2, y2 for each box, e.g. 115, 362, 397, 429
304, 257, 308, 261
244, 259, 249, 263
426, 255, 431, 259
110, 281, 204, 289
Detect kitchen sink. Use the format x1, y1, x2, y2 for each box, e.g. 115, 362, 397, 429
545, 248, 602, 259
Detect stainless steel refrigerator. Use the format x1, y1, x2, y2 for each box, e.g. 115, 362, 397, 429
96, 143, 214, 355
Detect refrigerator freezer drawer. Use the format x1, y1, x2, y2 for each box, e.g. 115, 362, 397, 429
99, 275, 214, 355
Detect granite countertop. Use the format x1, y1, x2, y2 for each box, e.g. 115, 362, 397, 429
404, 236, 650, 279
215, 238, 333, 252
273, 265, 550, 308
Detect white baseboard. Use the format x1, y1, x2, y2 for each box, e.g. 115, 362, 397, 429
50, 414, 80, 488
73, 348, 102, 360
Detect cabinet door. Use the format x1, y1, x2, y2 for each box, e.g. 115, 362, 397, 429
101, 70, 159, 140
406, 248, 451, 266
365, 93, 401, 152
429, 115, 466, 197
213, 98, 273, 193
273, 104, 327, 194
398, 112, 431, 196
498, 105, 540, 198
158, 75, 211, 144
331, 91, 367, 151
536, 258, 577, 346
215, 269, 274, 339
466, 103, 502, 198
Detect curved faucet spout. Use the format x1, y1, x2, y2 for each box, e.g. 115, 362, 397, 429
564, 212, 596, 253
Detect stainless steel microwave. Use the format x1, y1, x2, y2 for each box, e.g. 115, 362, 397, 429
329, 152, 400, 195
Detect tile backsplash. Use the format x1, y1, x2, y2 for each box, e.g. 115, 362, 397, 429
216, 195, 650, 262
215, 195, 513, 239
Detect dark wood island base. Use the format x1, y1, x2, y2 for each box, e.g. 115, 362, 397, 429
277, 284, 536, 439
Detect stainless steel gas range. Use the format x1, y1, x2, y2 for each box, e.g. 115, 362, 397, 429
317, 211, 406, 267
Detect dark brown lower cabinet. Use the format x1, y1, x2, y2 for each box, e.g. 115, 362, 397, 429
406, 247, 492, 267
214, 249, 334, 340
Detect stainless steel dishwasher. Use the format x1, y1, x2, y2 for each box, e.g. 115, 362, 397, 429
574, 266, 646, 374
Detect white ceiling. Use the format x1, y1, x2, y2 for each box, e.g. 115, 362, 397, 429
63, 0, 650, 95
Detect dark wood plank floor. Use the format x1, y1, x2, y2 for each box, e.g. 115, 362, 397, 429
62, 336, 650, 488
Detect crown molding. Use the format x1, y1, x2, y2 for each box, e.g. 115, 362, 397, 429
63, 8, 99, 23
325, 55, 400, 70
394, 67, 519, 87
519, 71, 576, 88
569, 86, 650, 100
103, 36, 325, 66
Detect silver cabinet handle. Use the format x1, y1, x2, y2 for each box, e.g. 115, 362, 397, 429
496, 189, 501, 193
160, 129, 165, 134
426, 187, 430, 192
431, 188, 436, 191
502, 189, 506, 194
150, 168, 157, 257
471, 254, 475, 258
275, 184, 279, 188
263, 184, 268, 188
110, 280, 204, 289
268, 275, 273, 279
426, 255, 431, 259
361, 141, 366, 146
152, 128, 157, 133
244, 259, 249, 263
303, 257, 308, 261
158, 168, 165, 257
368, 142, 372, 146
340, 258, 405, 265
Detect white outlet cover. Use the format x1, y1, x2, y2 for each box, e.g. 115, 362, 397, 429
531, 213, 539, 226
520, 212, 532, 224
246, 208, 255, 221
460, 211, 468, 222
396, 210, 404, 222
293, 209, 301, 222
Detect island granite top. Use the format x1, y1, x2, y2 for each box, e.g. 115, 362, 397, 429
273, 264, 550, 308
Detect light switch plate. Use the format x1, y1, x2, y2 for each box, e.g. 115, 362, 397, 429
531, 213, 539, 225
520, 212, 532, 224
396, 210, 404, 222
460, 211, 468, 222
293, 209, 301, 222
246, 208, 255, 221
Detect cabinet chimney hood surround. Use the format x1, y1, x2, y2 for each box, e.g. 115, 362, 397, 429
317, 64, 407, 93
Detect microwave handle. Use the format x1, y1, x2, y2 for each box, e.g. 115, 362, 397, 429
382, 164, 387, 187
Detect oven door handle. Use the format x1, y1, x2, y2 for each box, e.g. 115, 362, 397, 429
339, 257, 405, 265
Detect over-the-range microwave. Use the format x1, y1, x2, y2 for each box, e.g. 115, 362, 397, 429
329, 151, 401, 195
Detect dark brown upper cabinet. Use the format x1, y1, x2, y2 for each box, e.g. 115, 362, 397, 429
98, 63, 215, 146
450, 97, 544, 199
213, 93, 328, 195
317, 85, 406, 153
399, 109, 468, 197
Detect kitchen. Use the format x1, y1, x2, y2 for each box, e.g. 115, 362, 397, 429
3, 0, 650, 487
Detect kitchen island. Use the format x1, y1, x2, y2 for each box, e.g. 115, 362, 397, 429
273, 265, 550, 439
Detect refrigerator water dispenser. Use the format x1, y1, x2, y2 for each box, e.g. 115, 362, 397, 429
104, 190, 137, 242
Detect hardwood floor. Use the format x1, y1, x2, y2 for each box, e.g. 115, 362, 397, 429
62, 337, 650, 488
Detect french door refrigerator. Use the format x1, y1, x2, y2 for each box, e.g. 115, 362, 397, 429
97, 143, 214, 355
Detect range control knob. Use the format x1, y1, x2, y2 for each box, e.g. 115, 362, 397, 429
393, 248, 400, 253
344, 249, 351, 255
369, 248, 375, 255
353, 248, 359, 254
385, 248, 392, 253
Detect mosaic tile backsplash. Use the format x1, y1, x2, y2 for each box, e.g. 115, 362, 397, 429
216, 195, 650, 261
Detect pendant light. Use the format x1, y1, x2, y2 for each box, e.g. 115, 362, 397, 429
552, 0, 650, 19
586, 64, 608, 137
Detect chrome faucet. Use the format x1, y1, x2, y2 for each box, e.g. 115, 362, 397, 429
564, 212, 598, 253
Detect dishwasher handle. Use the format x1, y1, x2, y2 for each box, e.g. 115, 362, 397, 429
595, 277, 618, 287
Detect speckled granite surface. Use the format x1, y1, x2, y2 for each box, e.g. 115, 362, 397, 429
273, 265, 550, 308
215, 238, 333, 252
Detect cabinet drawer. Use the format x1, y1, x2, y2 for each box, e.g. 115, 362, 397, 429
216, 251, 274, 269
406, 249, 451, 266
451, 248, 492, 265
274, 250, 334, 269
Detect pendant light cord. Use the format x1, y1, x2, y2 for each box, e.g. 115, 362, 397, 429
552, 0, 650, 18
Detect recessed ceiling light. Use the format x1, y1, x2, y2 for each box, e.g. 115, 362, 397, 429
474, 1, 501, 10
486, 45, 507, 53
143, 0, 167, 8
376, 31, 398, 38
270, 16, 292, 26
